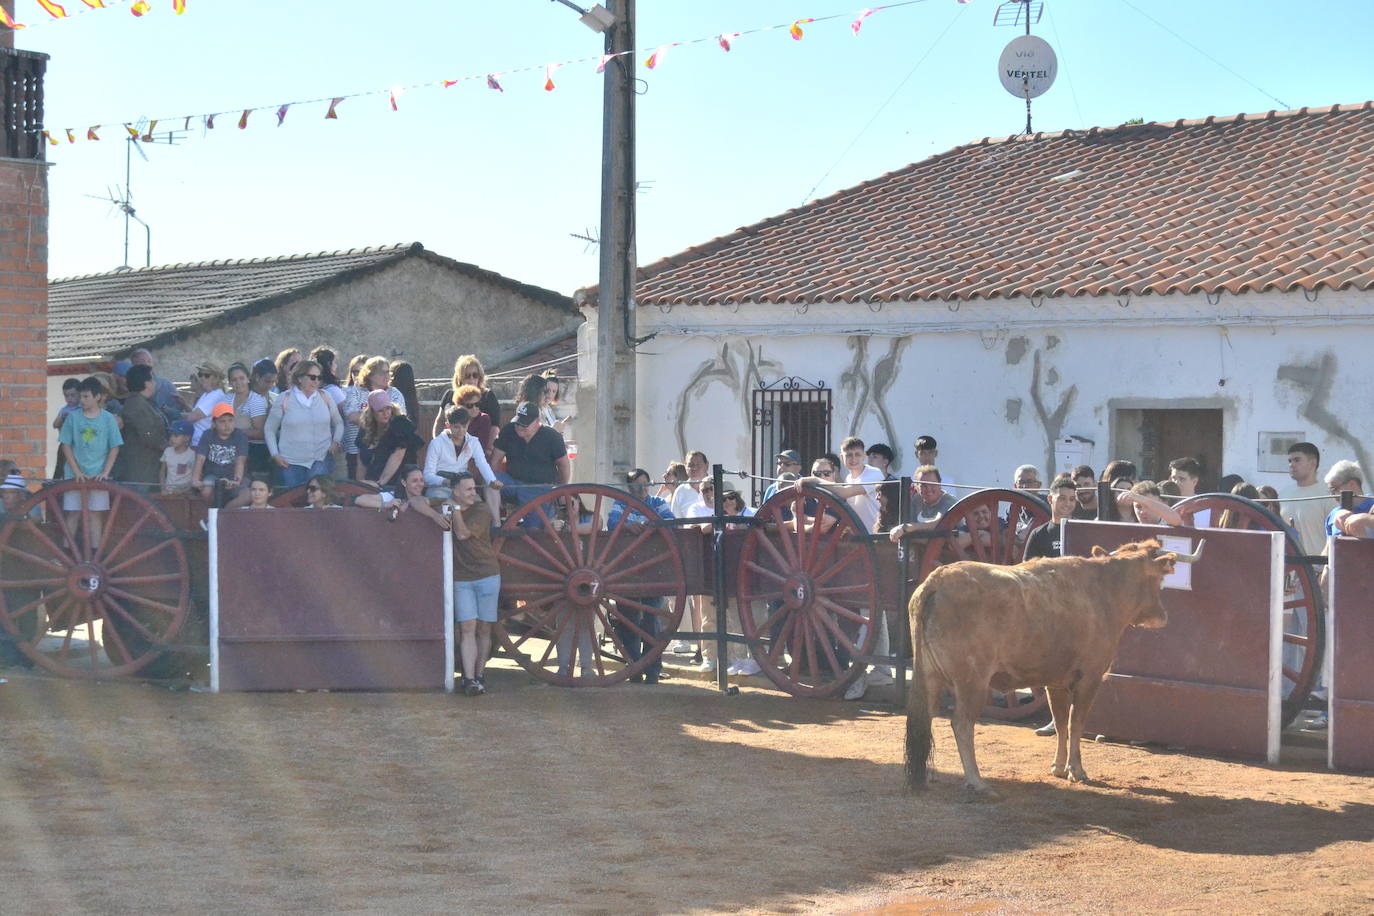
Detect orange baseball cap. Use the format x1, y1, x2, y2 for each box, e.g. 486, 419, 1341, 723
211, 402, 236, 419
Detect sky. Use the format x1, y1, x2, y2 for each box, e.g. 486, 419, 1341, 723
20, 0, 1372, 295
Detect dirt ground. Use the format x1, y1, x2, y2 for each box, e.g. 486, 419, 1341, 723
1, 662, 1371, 915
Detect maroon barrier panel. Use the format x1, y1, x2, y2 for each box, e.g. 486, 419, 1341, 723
213, 508, 447, 691
1064, 521, 1283, 761
1329, 536, 1374, 771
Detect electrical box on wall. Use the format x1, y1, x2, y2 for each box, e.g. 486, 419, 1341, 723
1258, 432, 1305, 473
1054, 438, 1089, 476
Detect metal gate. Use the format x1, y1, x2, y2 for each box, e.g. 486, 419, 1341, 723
750, 377, 832, 505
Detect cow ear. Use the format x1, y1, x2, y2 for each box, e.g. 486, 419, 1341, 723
1154, 554, 1176, 571
1091, 545, 1108, 557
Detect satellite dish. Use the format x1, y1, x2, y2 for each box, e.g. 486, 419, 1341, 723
998, 34, 1057, 99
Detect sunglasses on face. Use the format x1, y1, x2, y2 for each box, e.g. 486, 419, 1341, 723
816, 470, 834, 477
305, 485, 321, 493
301, 373, 321, 381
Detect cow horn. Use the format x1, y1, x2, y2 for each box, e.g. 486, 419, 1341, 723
1171, 539, 1206, 564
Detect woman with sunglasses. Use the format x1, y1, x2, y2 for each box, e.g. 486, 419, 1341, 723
434, 354, 502, 438
264, 359, 344, 490
357, 389, 423, 488
301, 474, 341, 509
185, 361, 230, 447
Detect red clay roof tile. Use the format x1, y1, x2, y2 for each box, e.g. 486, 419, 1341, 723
610, 102, 1374, 308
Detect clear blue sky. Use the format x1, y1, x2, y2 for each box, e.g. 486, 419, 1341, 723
22, 0, 1371, 294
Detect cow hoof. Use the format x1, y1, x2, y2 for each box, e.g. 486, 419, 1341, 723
1068, 770, 1091, 785
1050, 765, 1069, 779
961, 783, 998, 801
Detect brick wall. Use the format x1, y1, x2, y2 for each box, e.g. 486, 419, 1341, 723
0, 155, 48, 480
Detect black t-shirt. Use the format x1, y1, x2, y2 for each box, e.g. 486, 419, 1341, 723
364, 414, 423, 481
1071, 502, 1098, 521
494, 423, 566, 484
1022, 521, 1062, 561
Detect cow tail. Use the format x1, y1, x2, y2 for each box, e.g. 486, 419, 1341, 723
904, 590, 936, 793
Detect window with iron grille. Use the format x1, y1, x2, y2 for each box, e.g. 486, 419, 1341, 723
750, 378, 832, 506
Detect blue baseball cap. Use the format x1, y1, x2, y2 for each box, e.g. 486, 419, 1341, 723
170, 419, 194, 437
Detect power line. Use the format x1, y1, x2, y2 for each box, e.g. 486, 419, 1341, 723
1043, 2, 1085, 128
1117, 0, 1290, 110
798, 1, 967, 206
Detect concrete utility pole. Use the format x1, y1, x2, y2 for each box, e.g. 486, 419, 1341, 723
593, 0, 636, 486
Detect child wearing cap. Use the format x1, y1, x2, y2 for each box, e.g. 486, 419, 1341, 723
193, 401, 249, 506
161, 419, 197, 494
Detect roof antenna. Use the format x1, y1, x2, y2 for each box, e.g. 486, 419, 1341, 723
994, 0, 1056, 135
83, 120, 186, 270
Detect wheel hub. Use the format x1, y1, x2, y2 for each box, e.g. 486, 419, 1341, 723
67, 562, 107, 600
782, 573, 815, 611
565, 568, 604, 607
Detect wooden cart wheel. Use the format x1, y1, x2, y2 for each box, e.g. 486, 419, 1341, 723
920, 488, 1052, 721
0, 480, 190, 678
494, 483, 686, 687
270, 478, 378, 508
1174, 493, 1323, 727
736, 484, 880, 698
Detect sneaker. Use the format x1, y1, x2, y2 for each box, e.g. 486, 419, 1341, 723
843, 674, 868, 701
866, 669, 895, 687
725, 661, 743, 676
1035, 722, 1057, 737
463, 678, 482, 697
735, 658, 762, 676
690, 650, 703, 666
670, 641, 693, 654
697, 656, 714, 672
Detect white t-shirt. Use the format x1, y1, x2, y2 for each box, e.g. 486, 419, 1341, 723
1281, 481, 1332, 556
671, 482, 704, 518
161, 445, 195, 489
191, 390, 230, 446
844, 463, 885, 533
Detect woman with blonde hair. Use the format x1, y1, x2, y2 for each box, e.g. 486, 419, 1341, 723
434, 354, 502, 437
357, 389, 422, 487
185, 361, 229, 447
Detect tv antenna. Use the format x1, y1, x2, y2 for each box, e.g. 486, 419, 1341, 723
84, 121, 186, 269
569, 227, 600, 253
994, 0, 1056, 134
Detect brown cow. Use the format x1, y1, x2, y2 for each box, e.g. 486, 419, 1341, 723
904, 537, 1203, 796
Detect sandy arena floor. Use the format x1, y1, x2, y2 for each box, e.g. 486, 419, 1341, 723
1, 663, 1371, 915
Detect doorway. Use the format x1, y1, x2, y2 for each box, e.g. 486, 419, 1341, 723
1112, 407, 1224, 490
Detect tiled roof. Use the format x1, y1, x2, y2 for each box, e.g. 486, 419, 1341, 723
621, 102, 1374, 307
49, 242, 575, 361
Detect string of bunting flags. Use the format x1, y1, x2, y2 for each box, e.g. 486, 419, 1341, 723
0, 0, 185, 30
40, 0, 973, 148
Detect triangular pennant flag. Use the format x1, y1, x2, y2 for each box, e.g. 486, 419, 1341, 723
124, 124, 141, 138
140, 119, 158, 142
237, 109, 250, 129
276, 105, 289, 126
789, 18, 815, 40
718, 32, 739, 51
851, 8, 874, 35
36, 0, 68, 19
80, 0, 105, 8
596, 53, 615, 73
64, 128, 75, 143
644, 44, 671, 69
486, 74, 503, 93
86, 126, 100, 140
130, 1, 150, 15
442, 79, 459, 87
543, 63, 561, 92
325, 97, 344, 119
0, 6, 24, 28
42, 130, 58, 146
183, 116, 191, 130
389, 87, 401, 111
206, 113, 216, 129
172, 0, 185, 12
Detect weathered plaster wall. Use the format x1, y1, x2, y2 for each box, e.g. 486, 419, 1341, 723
590, 288, 1374, 495
154, 258, 581, 386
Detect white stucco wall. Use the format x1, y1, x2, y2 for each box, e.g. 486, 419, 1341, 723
577, 288, 1373, 498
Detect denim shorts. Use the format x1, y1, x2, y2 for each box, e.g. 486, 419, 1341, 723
454, 574, 501, 623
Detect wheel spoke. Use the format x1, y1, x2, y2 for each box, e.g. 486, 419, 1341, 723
811, 614, 844, 681
96, 508, 154, 567
598, 526, 654, 578
1283, 665, 1302, 683
743, 560, 787, 585
94, 490, 125, 561
756, 601, 793, 636
592, 511, 632, 568
84, 600, 99, 670
104, 586, 181, 618
537, 608, 575, 668
497, 551, 568, 583
25, 520, 83, 570
94, 599, 134, 664
815, 594, 870, 627
601, 592, 671, 620
808, 521, 849, 581
815, 607, 861, 657
54, 599, 80, 659
78, 487, 93, 561
766, 611, 800, 667
101, 596, 159, 644
106, 537, 176, 576
812, 544, 867, 585
603, 551, 674, 585
507, 595, 566, 650
2, 586, 65, 624
817, 583, 871, 596
585, 614, 606, 679
109, 573, 184, 586
0, 577, 65, 589
776, 494, 803, 566
541, 513, 578, 571
593, 601, 636, 661
584, 494, 604, 571
801, 612, 821, 680
508, 531, 575, 577
1282, 632, 1312, 646
1, 542, 66, 573
754, 528, 794, 578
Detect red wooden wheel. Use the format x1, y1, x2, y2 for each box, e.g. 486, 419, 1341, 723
0, 480, 191, 678
919, 488, 1052, 721
493, 484, 686, 687
736, 484, 880, 698
270, 479, 378, 508
1174, 493, 1324, 727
